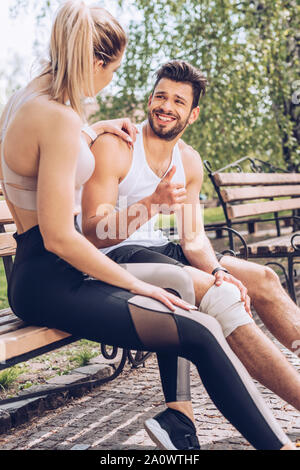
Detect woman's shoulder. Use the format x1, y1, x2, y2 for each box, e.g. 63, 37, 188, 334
28, 95, 82, 133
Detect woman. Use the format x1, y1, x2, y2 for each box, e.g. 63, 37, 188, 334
0, 1, 295, 450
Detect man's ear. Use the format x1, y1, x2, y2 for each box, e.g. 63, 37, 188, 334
148, 93, 153, 107
188, 106, 200, 125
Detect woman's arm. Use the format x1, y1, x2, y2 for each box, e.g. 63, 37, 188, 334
37, 106, 194, 312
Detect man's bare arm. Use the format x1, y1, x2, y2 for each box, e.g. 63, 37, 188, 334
81, 134, 159, 249
178, 144, 250, 311
81, 134, 186, 249
178, 144, 223, 272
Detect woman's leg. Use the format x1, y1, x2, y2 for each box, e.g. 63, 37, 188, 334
10, 251, 293, 450
127, 290, 292, 450
120, 262, 194, 422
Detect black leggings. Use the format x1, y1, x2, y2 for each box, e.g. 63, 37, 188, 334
8, 226, 288, 450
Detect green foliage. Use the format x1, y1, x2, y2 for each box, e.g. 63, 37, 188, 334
10, 0, 300, 171
94, 0, 299, 172
70, 342, 98, 367
0, 366, 22, 391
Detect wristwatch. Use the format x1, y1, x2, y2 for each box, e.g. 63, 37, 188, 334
211, 267, 229, 276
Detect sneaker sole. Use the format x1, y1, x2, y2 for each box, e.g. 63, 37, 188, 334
144, 418, 177, 450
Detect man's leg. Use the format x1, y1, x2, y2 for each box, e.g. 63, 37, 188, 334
184, 264, 300, 411
219, 255, 300, 357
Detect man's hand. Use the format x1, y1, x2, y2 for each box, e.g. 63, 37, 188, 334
151, 165, 187, 213
214, 270, 252, 317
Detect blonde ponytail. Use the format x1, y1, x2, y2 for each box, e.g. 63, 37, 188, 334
40, 1, 127, 117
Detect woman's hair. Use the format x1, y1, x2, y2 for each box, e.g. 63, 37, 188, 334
39, 1, 127, 116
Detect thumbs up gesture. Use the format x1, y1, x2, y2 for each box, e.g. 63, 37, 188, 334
151, 165, 187, 213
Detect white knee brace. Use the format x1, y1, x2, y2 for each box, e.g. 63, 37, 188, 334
199, 282, 254, 338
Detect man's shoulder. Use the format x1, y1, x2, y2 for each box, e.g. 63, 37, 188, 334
93, 132, 131, 155
91, 132, 132, 176
178, 139, 203, 180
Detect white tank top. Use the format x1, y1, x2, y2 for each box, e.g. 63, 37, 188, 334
100, 121, 186, 255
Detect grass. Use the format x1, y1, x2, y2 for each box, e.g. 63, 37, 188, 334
0, 261, 9, 309
0, 366, 22, 391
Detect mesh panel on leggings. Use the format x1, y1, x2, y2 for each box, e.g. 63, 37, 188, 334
128, 298, 180, 351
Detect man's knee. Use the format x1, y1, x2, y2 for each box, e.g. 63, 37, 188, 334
200, 281, 254, 338
251, 264, 281, 302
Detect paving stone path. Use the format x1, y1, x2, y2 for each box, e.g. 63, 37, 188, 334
0, 309, 299, 451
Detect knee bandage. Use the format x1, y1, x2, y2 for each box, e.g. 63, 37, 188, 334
199, 282, 254, 338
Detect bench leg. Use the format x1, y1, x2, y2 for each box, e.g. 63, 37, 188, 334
287, 255, 297, 305
248, 221, 257, 234
3, 255, 13, 283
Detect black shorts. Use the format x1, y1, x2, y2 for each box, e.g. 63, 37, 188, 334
106, 242, 224, 267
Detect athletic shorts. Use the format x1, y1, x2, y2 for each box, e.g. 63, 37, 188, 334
106, 242, 224, 267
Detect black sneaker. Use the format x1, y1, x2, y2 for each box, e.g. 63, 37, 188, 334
144, 408, 200, 450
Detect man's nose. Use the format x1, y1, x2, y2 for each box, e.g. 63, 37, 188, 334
160, 100, 173, 113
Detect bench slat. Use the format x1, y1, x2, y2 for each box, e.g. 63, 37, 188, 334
214, 172, 300, 187
0, 319, 25, 335
239, 232, 299, 256
0, 200, 14, 225
0, 232, 16, 257
0, 326, 71, 362
227, 198, 300, 220
221, 185, 300, 203
0, 313, 20, 326
0, 308, 13, 318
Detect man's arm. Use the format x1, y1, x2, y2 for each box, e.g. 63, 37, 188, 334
178, 144, 222, 272
81, 134, 159, 249
178, 143, 250, 312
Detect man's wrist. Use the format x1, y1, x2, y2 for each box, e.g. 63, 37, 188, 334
211, 266, 229, 276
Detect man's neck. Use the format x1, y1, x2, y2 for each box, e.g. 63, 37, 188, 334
143, 120, 182, 164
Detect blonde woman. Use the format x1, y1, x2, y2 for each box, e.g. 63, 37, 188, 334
0, 1, 295, 450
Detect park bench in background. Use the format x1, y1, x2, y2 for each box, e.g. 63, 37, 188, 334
204, 156, 300, 303
0, 203, 151, 407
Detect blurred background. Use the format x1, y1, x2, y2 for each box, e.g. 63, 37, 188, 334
0, 0, 299, 200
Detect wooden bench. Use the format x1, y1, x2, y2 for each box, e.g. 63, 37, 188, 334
204, 157, 300, 303
0, 205, 151, 406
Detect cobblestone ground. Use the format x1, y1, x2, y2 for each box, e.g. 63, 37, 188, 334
0, 311, 299, 451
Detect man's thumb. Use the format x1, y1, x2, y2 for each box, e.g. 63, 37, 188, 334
163, 165, 176, 181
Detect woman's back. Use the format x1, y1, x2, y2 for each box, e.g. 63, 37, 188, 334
0, 85, 43, 234
0, 77, 93, 235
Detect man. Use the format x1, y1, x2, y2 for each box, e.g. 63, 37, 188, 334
80, 61, 300, 450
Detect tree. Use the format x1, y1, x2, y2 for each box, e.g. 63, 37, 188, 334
10, 0, 300, 176
95, 0, 299, 175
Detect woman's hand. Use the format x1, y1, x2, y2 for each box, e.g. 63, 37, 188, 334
91, 118, 138, 148
130, 279, 198, 312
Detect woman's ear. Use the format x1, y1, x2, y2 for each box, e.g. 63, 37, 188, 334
94, 59, 105, 71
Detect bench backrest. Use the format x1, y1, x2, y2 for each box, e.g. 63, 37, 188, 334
211, 172, 300, 222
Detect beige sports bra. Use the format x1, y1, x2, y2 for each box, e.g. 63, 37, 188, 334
0, 88, 95, 213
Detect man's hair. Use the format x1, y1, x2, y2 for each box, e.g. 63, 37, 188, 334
153, 60, 207, 109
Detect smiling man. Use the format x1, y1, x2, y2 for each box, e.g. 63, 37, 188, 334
80, 61, 300, 450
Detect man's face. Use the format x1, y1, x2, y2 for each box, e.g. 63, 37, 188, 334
148, 78, 199, 141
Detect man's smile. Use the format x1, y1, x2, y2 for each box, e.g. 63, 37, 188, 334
154, 111, 177, 124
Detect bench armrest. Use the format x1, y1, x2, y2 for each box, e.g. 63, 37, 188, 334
205, 225, 248, 260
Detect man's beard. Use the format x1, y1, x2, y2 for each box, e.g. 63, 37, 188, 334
148, 109, 190, 141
